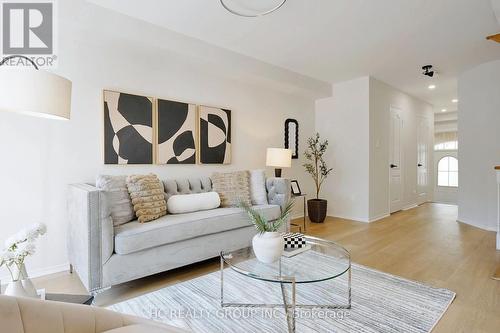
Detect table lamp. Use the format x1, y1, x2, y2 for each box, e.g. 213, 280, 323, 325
266, 148, 292, 178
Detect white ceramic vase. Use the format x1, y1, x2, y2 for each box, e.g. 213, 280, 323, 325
5, 264, 38, 298
4, 280, 30, 298
252, 232, 284, 264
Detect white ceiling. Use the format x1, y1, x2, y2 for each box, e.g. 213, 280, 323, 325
88, 0, 500, 111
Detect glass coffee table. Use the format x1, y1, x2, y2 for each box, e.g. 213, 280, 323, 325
220, 235, 351, 332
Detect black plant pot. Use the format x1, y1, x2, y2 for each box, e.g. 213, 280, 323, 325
307, 199, 327, 223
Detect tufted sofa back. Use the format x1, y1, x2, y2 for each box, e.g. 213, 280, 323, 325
162, 177, 213, 201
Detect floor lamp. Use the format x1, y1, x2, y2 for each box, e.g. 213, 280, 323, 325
0, 55, 72, 119
0, 55, 72, 296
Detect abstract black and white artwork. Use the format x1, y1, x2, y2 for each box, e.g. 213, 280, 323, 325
198, 106, 231, 164
103, 90, 153, 164
157, 99, 196, 164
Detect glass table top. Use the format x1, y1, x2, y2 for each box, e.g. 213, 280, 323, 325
221, 236, 350, 284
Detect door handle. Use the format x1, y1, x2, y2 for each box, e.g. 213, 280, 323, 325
390, 164, 398, 168
418, 163, 423, 167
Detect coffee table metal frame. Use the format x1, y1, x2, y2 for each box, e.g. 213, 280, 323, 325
220, 235, 351, 333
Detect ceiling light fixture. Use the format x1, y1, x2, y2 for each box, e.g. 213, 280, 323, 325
220, 0, 287, 17
422, 65, 435, 78
441, 109, 447, 112
452, 99, 458, 103
428, 84, 436, 90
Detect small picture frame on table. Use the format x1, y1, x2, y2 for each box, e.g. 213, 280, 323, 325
291, 180, 302, 196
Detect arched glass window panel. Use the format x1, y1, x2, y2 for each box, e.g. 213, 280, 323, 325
437, 156, 458, 187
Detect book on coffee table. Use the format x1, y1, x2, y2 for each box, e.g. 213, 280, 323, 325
282, 244, 311, 257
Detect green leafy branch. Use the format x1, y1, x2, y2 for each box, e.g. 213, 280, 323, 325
239, 200, 294, 234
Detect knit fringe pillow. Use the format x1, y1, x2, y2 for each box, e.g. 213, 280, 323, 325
126, 174, 167, 223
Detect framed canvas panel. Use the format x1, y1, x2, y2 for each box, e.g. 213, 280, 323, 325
198, 105, 231, 164
103, 90, 154, 164
156, 99, 197, 164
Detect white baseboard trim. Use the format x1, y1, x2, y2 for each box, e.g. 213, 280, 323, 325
0, 262, 69, 283
328, 212, 390, 223
402, 204, 418, 211
367, 213, 390, 223
456, 219, 497, 232
328, 214, 371, 223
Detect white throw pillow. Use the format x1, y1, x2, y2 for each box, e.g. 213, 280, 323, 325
249, 169, 268, 205
167, 192, 221, 214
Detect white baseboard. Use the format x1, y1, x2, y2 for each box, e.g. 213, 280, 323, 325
456, 219, 497, 232
402, 204, 418, 211
0, 262, 69, 283
328, 211, 390, 223
329, 213, 371, 223
367, 213, 390, 223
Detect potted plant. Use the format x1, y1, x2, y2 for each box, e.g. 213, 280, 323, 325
240, 200, 294, 263
0, 223, 47, 297
303, 133, 333, 223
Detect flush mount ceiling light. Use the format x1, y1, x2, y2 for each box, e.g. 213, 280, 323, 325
220, 0, 287, 17
452, 99, 458, 103
441, 108, 447, 112
428, 84, 436, 90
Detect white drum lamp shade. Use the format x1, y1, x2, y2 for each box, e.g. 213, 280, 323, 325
0, 67, 72, 120
266, 148, 292, 177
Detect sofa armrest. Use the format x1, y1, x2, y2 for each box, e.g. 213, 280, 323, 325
67, 184, 114, 292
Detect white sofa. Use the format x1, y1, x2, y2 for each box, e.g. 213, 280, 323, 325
67, 176, 291, 293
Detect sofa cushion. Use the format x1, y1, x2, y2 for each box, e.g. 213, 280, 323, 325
126, 174, 167, 223
96, 175, 135, 226
114, 205, 281, 255
211, 171, 251, 207
249, 169, 268, 205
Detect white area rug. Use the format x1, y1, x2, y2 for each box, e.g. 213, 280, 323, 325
108, 255, 455, 333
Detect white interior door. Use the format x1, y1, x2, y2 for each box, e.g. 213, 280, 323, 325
417, 117, 430, 204
390, 107, 404, 213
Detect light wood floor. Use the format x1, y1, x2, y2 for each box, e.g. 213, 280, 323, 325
34, 203, 500, 332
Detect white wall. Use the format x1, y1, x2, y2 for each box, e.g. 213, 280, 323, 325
434, 111, 458, 133
315, 77, 370, 221
369, 78, 434, 219
0, 0, 329, 279
315, 77, 434, 222
457, 60, 500, 231
433, 151, 458, 204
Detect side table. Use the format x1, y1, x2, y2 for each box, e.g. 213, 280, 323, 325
290, 194, 306, 233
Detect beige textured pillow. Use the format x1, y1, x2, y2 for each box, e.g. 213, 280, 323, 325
126, 174, 167, 223
211, 171, 252, 207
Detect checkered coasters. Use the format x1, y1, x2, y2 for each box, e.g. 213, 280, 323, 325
283, 233, 306, 249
